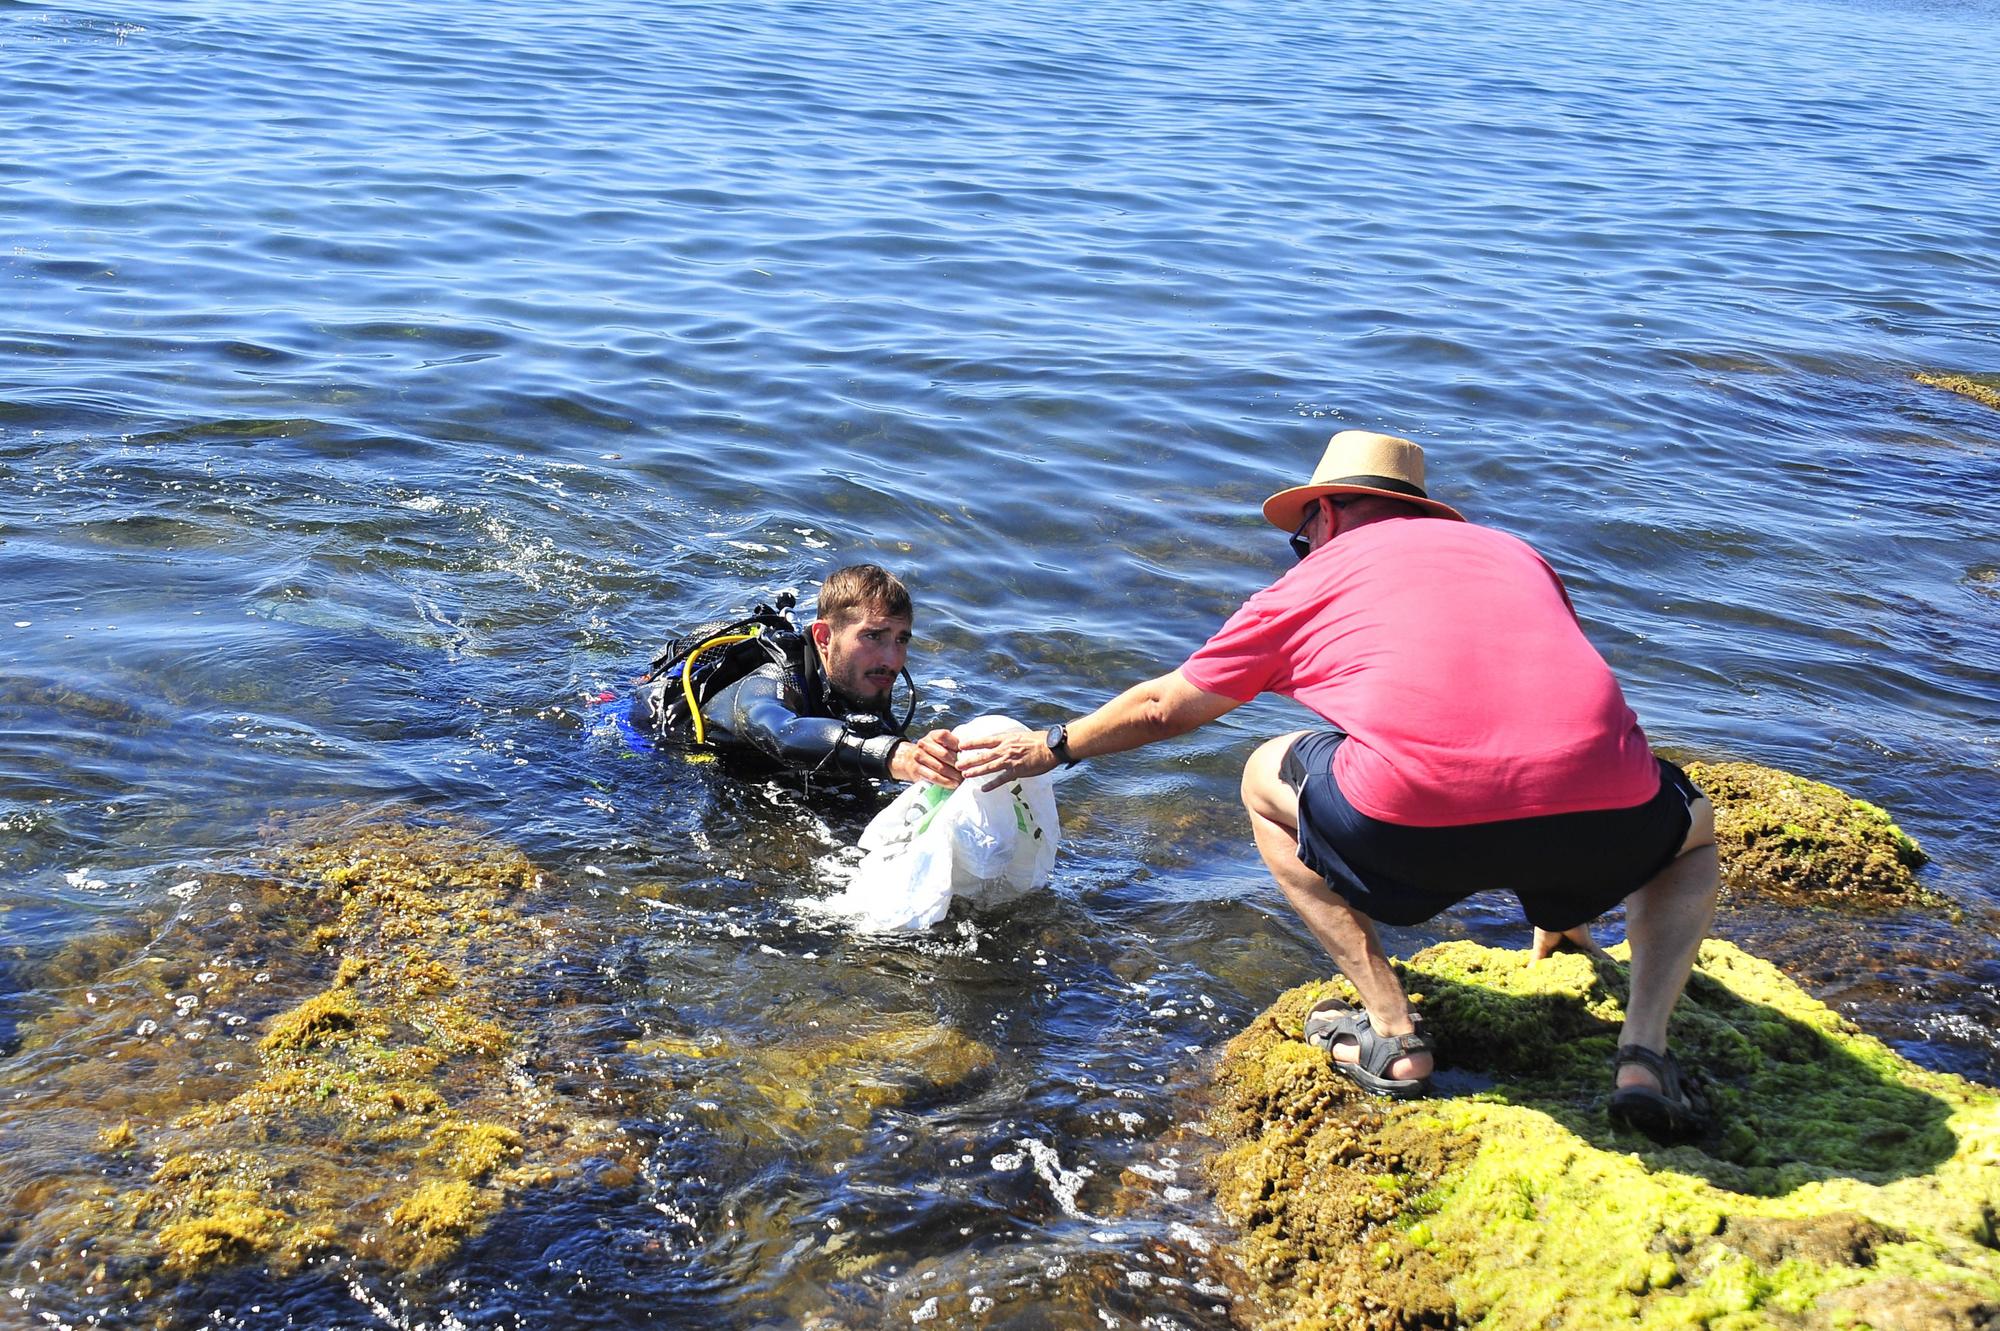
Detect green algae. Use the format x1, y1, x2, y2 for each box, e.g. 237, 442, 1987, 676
633, 1015, 997, 1159
739, 1024, 995, 1126
4, 809, 634, 1303
1208, 941, 2000, 1331
1915, 371, 2000, 412
4, 810, 1019, 1325
1684, 760, 1933, 909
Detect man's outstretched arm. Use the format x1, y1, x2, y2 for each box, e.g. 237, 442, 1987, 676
955, 669, 1242, 788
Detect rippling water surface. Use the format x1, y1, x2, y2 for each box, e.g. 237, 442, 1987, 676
4, 0, 1998, 1324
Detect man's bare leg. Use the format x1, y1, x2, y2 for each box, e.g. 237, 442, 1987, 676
1241, 733, 1431, 1083
1614, 796, 1719, 1094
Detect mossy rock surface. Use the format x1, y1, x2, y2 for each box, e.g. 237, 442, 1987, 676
7, 809, 632, 1296
1684, 760, 1932, 908
1915, 371, 2000, 411
4, 809, 1007, 1320
1208, 941, 2000, 1331
634, 1007, 997, 1160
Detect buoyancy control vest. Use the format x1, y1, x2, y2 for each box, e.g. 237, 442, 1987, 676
629, 592, 918, 759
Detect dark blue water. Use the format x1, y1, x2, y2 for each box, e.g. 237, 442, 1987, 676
4, 0, 1999, 1324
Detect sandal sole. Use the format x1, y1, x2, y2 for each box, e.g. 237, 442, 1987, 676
1609, 1088, 1706, 1141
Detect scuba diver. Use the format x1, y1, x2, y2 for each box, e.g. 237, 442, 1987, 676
628, 564, 962, 787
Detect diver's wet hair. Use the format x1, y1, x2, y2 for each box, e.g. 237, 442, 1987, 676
817, 563, 911, 627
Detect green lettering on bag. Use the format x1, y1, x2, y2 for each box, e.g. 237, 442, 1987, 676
913, 781, 952, 837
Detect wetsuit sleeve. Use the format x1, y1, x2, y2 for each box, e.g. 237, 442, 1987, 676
721, 665, 903, 778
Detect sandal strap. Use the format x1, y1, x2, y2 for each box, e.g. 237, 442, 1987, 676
1615, 1043, 1701, 1100
1355, 1022, 1432, 1077
1304, 1003, 1433, 1077
1613, 1043, 1671, 1078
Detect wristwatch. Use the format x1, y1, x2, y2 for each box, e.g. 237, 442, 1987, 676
1044, 723, 1077, 768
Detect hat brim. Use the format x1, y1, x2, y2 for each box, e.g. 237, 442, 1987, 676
1262, 483, 1465, 530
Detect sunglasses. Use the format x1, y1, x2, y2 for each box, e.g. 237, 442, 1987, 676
1289, 497, 1356, 561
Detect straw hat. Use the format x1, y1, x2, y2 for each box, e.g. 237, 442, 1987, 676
1261, 431, 1465, 529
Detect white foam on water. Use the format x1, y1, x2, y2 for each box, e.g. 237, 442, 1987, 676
1016, 1137, 1095, 1220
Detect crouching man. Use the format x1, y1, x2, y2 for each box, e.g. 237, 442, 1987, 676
958, 432, 1718, 1142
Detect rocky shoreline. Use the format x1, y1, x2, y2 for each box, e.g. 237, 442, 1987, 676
2, 760, 1984, 1329
1205, 762, 1998, 1330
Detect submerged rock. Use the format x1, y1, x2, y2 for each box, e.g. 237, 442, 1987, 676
631, 999, 996, 1163
1683, 760, 1932, 908
1915, 371, 2000, 412
3, 811, 1014, 1326
1208, 941, 2000, 1331
4, 809, 634, 1308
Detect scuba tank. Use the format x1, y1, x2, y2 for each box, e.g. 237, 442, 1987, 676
629, 590, 922, 757
633, 593, 804, 744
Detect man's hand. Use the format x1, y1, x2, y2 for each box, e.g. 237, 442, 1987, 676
1531, 924, 1609, 962
891, 728, 963, 787
957, 673, 1241, 791
955, 729, 1059, 791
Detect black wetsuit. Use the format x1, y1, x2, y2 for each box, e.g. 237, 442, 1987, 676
629, 644, 907, 779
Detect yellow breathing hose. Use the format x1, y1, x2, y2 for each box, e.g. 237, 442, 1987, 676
680, 626, 764, 747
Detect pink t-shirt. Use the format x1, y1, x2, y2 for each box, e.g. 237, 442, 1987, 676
1180, 517, 1659, 827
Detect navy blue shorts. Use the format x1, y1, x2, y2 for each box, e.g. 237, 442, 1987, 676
1279, 732, 1701, 931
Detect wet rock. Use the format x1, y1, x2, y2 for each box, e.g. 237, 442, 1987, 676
1207, 940, 2000, 1331
1683, 759, 1932, 908
1915, 371, 2000, 412
2, 808, 636, 1306
648, 1016, 996, 1163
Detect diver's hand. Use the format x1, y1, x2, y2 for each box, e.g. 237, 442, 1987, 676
892, 728, 963, 787
956, 730, 1059, 791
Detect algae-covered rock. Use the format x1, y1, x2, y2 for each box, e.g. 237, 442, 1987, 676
1208, 941, 2000, 1331
739, 1023, 995, 1128
3, 809, 631, 1301
1915, 370, 2000, 412
1684, 760, 1931, 908
635, 1015, 996, 1161
5, 809, 1018, 1327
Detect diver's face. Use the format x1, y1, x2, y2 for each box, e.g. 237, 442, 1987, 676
815, 609, 912, 702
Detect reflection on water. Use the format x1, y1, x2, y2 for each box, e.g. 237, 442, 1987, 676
4, 0, 1999, 1322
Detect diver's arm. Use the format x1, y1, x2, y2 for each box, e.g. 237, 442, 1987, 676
724, 666, 903, 778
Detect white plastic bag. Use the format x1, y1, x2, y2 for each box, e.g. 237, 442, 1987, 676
816, 715, 1061, 933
